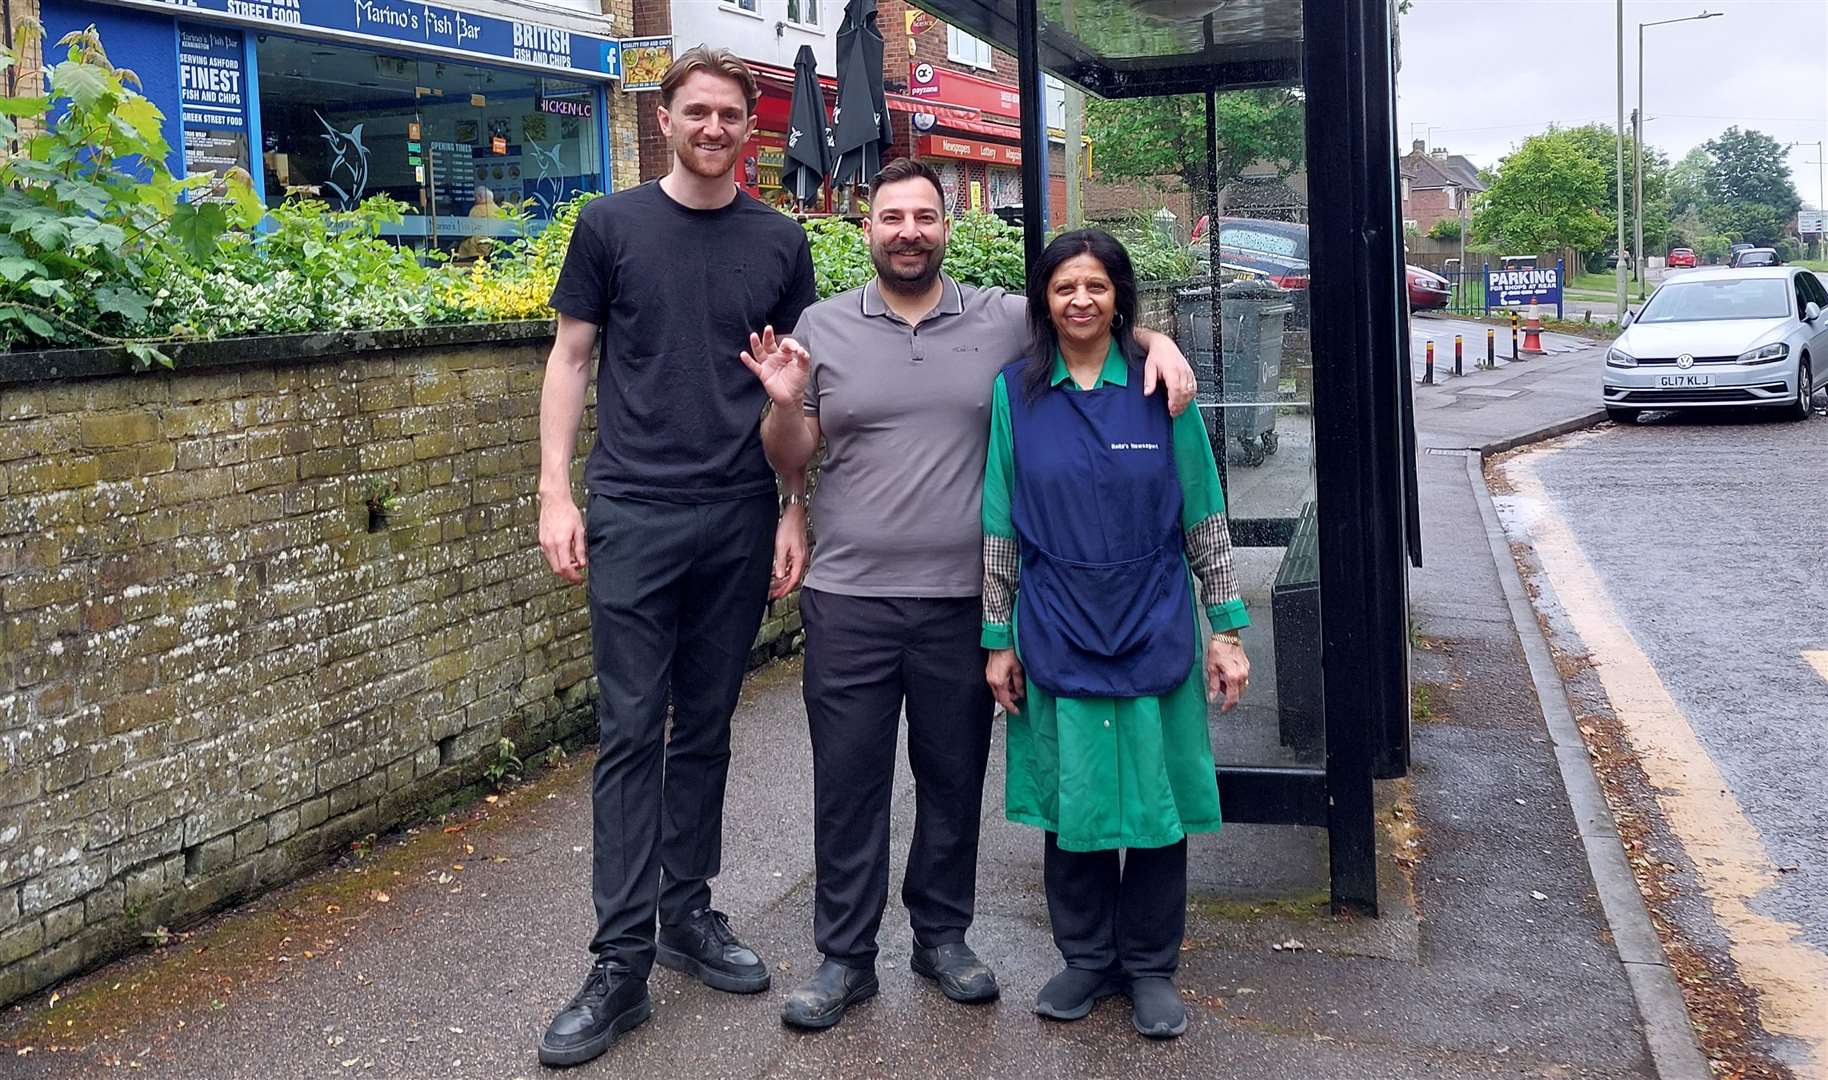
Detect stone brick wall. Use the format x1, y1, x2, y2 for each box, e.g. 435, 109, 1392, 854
0, 329, 802, 1008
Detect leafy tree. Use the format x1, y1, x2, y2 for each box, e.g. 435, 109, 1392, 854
1553, 123, 1672, 257
1668, 146, 1711, 218
1469, 129, 1612, 258
1699, 126, 1800, 246
1084, 89, 1304, 203
1427, 218, 1461, 241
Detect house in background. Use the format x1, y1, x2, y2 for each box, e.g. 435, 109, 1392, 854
1399, 140, 1485, 234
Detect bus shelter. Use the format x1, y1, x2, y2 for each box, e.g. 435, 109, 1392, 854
914, 0, 1417, 913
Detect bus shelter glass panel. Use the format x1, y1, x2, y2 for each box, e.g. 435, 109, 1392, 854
1034, 0, 1320, 770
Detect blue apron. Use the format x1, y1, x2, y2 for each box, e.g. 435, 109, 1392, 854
1003, 359, 1196, 698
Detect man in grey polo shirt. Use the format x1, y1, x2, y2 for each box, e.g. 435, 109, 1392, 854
741, 158, 1196, 1031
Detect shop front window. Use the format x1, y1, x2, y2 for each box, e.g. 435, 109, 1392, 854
255, 35, 602, 256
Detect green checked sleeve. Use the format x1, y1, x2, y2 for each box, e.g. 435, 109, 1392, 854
1171, 404, 1249, 634
981, 372, 1017, 651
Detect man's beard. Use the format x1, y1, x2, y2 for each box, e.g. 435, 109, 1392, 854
871, 241, 946, 295
672, 135, 737, 180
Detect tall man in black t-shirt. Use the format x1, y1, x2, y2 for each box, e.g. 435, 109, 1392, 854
533, 47, 818, 1068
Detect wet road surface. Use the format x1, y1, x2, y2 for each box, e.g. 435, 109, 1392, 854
1496, 401, 1828, 1076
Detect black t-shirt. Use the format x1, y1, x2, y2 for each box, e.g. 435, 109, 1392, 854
548, 182, 818, 502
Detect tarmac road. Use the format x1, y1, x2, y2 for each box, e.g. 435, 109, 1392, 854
1495, 401, 1828, 1077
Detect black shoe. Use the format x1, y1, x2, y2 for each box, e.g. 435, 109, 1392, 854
655, 908, 770, 994
1033, 966, 1121, 1021
537, 961, 653, 1068
909, 941, 1000, 1004
1128, 976, 1189, 1039
781, 959, 880, 1031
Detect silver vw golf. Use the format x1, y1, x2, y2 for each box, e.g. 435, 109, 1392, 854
1603, 266, 1828, 422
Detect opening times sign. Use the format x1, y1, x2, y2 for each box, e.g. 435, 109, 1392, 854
126, 0, 622, 78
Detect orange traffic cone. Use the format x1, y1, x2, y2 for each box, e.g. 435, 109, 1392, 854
1520, 305, 1545, 356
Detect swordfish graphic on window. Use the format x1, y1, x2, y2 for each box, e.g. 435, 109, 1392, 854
315, 112, 371, 210
529, 140, 565, 218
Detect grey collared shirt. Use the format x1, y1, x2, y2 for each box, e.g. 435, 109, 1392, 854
795, 274, 1029, 598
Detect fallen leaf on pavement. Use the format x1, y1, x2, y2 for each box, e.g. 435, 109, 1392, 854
1530, 891, 1549, 902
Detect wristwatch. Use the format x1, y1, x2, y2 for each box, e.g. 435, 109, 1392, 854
1213, 629, 1243, 645
781, 492, 810, 511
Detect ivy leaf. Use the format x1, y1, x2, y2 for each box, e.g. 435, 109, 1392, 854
54, 180, 112, 216
26, 218, 69, 250
95, 285, 152, 324
65, 217, 126, 250
27, 278, 67, 299
0, 94, 50, 117
50, 61, 111, 110
5, 306, 59, 340
0, 256, 47, 282
114, 95, 165, 143
169, 200, 229, 263
124, 342, 171, 370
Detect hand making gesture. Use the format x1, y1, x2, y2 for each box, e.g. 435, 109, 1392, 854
740, 325, 812, 412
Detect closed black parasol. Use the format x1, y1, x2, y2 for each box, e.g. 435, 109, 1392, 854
830, 0, 893, 188
780, 44, 832, 207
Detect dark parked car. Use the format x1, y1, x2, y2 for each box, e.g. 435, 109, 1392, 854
1189, 215, 1311, 326
1728, 242, 1757, 264
1730, 247, 1782, 268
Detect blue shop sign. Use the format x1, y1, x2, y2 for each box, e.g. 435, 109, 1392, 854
119, 0, 621, 79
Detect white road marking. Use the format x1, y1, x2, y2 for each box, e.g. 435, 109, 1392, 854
1805, 650, 1828, 688
1502, 444, 1828, 1080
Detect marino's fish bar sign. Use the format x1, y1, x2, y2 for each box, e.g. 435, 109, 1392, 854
1486, 265, 1561, 308
117, 0, 624, 79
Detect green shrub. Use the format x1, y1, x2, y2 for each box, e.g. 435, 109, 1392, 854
942, 212, 1025, 292
0, 21, 258, 363
803, 215, 874, 298
153, 196, 466, 338
1097, 212, 1196, 283
1427, 218, 1462, 241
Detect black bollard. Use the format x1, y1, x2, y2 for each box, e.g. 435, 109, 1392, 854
1424, 340, 1435, 385
1486, 328, 1496, 369
1454, 334, 1463, 377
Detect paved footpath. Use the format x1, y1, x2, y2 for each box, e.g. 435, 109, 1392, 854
0, 335, 1698, 1080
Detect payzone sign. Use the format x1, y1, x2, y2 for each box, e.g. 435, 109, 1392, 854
1487, 265, 1561, 308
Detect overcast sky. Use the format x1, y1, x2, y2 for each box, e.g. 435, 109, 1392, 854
1395, 0, 1828, 208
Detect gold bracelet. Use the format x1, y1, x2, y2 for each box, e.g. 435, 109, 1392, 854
1213, 629, 1242, 644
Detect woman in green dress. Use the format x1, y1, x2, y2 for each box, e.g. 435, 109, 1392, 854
980, 229, 1250, 1039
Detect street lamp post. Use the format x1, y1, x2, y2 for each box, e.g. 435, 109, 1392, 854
1615, 0, 1626, 323
1637, 10, 1723, 298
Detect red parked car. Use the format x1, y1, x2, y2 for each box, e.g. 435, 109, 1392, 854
1406, 265, 1451, 310
1667, 247, 1697, 268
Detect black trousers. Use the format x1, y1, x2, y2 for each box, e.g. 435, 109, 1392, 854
1043, 833, 1187, 980
584, 492, 776, 976
800, 589, 996, 967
